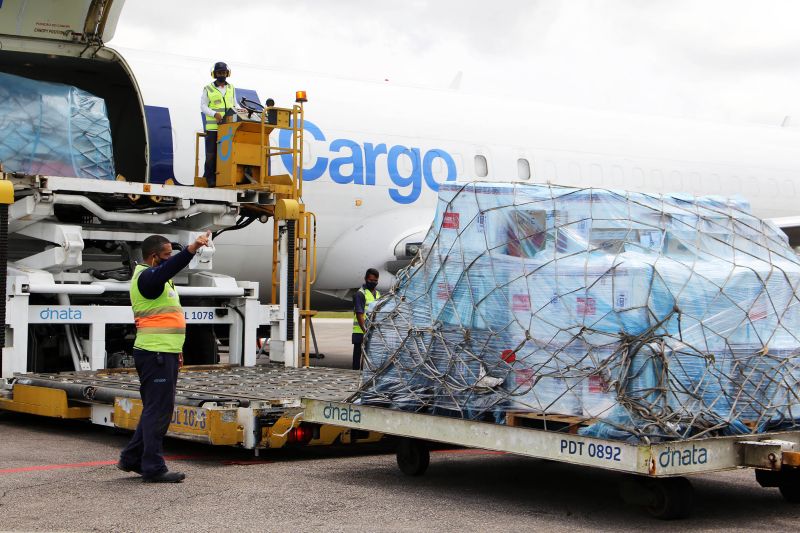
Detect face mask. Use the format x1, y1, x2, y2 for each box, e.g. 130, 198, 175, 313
215, 76, 226, 84
365, 281, 378, 290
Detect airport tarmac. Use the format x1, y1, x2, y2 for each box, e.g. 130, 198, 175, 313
1, 319, 799, 532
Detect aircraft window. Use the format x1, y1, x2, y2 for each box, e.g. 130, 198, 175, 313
631, 167, 645, 188
690, 172, 701, 193
475, 155, 488, 177
766, 178, 779, 197
648, 169, 664, 190
612, 166, 624, 188
729, 175, 742, 193
590, 164, 603, 185
709, 173, 721, 191
670, 171, 683, 191
517, 158, 531, 180
744, 176, 759, 197
569, 162, 582, 183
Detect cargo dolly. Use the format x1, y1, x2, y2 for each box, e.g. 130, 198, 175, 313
302, 399, 800, 519
1, 365, 381, 449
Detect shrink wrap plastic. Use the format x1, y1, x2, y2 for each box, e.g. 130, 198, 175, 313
0, 72, 115, 180
354, 183, 800, 442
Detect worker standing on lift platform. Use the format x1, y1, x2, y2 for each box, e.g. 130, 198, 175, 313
118, 231, 210, 483
200, 61, 236, 187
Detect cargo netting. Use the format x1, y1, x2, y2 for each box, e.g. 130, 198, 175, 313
353, 182, 800, 443
0, 71, 115, 180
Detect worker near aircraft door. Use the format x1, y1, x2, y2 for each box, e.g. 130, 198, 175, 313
352, 268, 380, 370
118, 231, 211, 483
200, 61, 236, 187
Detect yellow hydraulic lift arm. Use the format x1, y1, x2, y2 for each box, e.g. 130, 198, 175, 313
193, 92, 317, 367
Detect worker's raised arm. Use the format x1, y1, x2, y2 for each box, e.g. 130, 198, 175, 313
137, 233, 209, 298
136, 248, 193, 299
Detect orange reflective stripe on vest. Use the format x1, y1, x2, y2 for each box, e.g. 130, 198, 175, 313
134, 311, 186, 330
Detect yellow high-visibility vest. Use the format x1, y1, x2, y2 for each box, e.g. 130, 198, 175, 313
204, 82, 236, 132
353, 287, 380, 334
130, 264, 186, 353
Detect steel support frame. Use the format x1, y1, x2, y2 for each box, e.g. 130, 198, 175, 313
271, 220, 300, 367
302, 400, 800, 477
2, 274, 279, 377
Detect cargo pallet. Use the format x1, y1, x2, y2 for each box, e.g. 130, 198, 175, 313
0, 365, 381, 450
302, 399, 800, 519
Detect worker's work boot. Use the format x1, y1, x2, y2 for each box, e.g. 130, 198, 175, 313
116, 460, 142, 475
142, 470, 186, 483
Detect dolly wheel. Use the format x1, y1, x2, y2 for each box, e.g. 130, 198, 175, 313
779, 471, 800, 503
396, 438, 430, 477
646, 477, 694, 520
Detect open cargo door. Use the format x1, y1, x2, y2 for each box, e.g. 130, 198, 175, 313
0, 0, 124, 44
0, 0, 148, 181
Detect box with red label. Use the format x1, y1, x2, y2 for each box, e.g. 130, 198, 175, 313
501, 344, 583, 415
503, 253, 654, 340
582, 373, 617, 418
431, 183, 519, 262
580, 344, 621, 418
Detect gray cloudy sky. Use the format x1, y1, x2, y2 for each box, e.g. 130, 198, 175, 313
110, 0, 800, 126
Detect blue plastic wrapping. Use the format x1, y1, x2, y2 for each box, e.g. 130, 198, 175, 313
0, 72, 115, 180
354, 182, 800, 442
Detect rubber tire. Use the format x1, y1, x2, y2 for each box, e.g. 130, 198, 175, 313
645, 477, 694, 520
396, 438, 430, 477
183, 325, 218, 365
778, 476, 800, 503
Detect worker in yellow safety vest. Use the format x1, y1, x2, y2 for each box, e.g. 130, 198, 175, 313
118, 231, 210, 483
353, 268, 380, 370
200, 61, 236, 187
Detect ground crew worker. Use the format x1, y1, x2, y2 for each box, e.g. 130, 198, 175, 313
352, 268, 380, 370
200, 61, 236, 187
118, 231, 211, 483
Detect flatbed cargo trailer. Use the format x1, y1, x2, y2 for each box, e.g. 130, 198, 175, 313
302, 399, 800, 519
0, 365, 382, 450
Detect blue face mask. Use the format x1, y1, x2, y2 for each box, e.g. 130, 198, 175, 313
365, 281, 378, 290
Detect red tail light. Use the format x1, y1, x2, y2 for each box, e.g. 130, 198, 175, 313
287, 424, 314, 445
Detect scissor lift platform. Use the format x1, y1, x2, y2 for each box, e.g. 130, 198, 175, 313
0, 365, 381, 449
302, 399, 800, 519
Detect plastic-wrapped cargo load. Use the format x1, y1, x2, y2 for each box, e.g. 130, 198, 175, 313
0, 72, 115, 180
353, 182, 800, 443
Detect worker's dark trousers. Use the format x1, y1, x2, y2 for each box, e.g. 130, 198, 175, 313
352, 333, 364, 370
203, 130, 217, 187
119, 348, 179, 477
